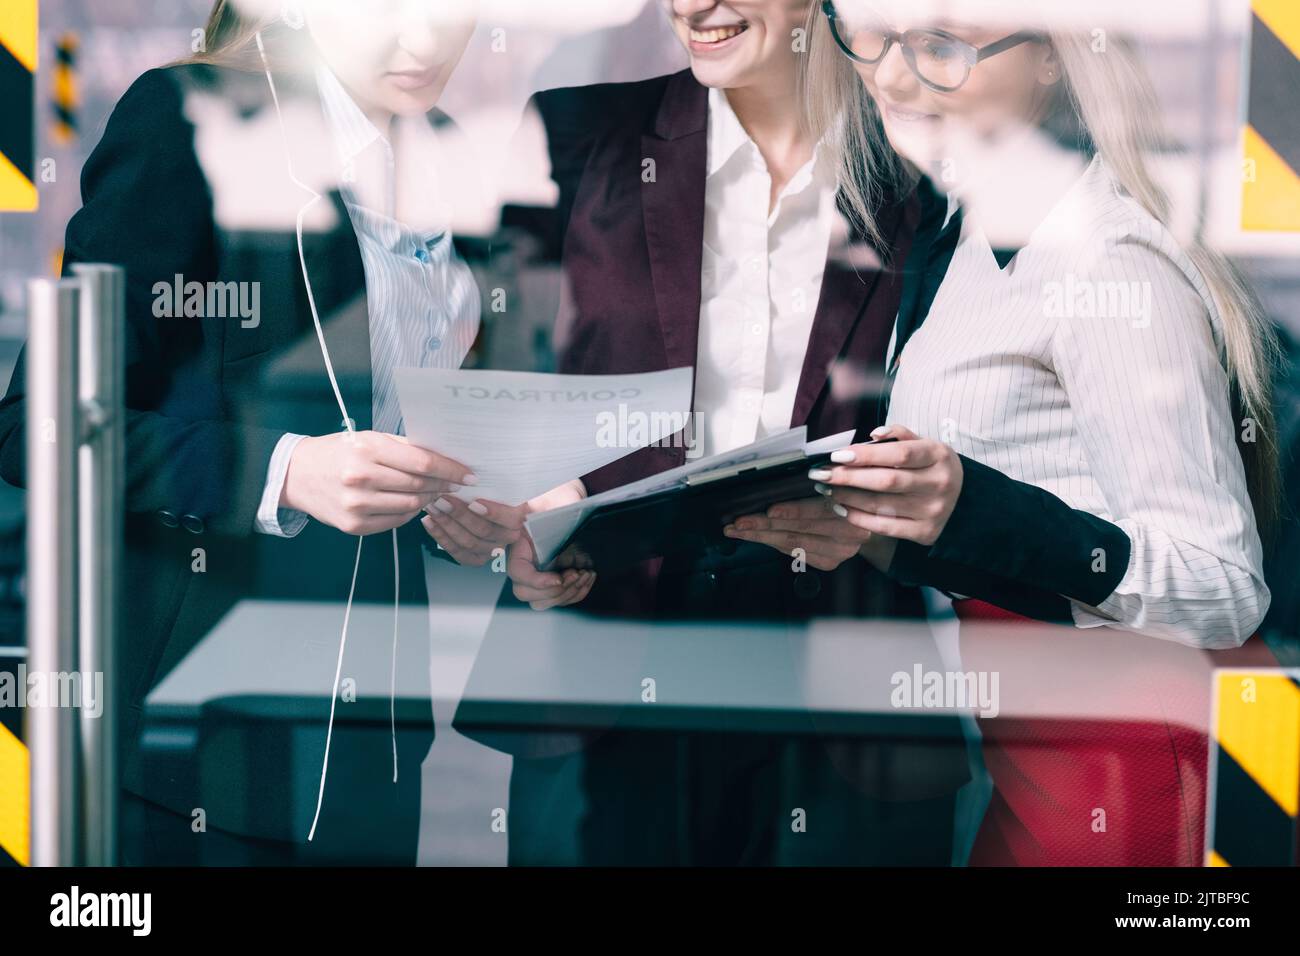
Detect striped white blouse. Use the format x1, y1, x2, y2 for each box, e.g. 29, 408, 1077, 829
254, 67, 481, 537
885, 156, 1270, 649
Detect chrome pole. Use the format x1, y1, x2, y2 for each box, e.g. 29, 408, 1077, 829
71, 264, 123, 867
26, 278, 81, 867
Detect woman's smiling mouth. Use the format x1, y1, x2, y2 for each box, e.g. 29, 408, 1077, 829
688, 22, 749, 53
883, 102, 940, 123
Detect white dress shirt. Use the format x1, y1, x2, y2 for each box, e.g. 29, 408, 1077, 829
255, 67, 481, 536
693, 87, 838, 457
886, 155, 1270, 648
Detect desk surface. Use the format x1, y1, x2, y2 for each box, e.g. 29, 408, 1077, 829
147, 599, 1221, 738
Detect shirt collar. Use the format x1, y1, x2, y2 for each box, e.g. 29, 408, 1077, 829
316, 65, 386, 167
705, 86, 836, 191
954, 151, 1099, 271
706, 87, 756, 179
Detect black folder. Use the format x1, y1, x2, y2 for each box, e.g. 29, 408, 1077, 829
540, 449, 838, 574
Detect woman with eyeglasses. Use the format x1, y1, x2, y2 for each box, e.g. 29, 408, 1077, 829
727, 0, 1278, 865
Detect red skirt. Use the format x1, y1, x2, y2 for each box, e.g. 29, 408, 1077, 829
953, 599, 1273, 867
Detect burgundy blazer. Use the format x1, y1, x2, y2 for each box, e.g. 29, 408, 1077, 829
537, 69, 916, 493
467, 74, 974, 801
530, 70, 924, 621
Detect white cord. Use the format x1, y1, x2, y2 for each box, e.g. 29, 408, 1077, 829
256, 33, 404, 841
307, 534, 364, 842
256, 33, 353, 433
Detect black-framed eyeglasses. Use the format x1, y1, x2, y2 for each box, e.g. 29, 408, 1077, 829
822, 1, 1040, 93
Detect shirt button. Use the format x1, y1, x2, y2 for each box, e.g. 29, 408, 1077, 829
750, 324, 762, 336
414, 247, 430, 263
426, 336, 442, 350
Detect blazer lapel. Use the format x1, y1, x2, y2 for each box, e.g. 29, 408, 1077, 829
791, 192, 908, 428
640, 71, 709, 383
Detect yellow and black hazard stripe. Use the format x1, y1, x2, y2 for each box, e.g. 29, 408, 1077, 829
0, 649, 29, 867
1206, 669, 1300, 866
0, 0, 37, 212
1243, 0, 1300, 232
52, 32, 78, 147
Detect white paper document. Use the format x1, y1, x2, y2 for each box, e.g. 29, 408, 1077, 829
395, 366, 694, 505
525, 427, 856, 566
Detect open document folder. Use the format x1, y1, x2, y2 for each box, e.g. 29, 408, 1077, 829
526, 427, 856, 573
394, 366, 693, 505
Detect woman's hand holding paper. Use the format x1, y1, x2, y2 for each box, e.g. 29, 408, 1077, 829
283, 431, 473, 537
422, 494, 528, 567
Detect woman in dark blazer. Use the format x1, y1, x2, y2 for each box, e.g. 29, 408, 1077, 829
0, 0, 508, 864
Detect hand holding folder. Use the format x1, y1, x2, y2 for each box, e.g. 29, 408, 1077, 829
526, 428, 856, 574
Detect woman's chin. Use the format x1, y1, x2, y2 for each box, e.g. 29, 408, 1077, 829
883, 129, 942, 177
385, 87, 444, 118
688, 60, 746, 91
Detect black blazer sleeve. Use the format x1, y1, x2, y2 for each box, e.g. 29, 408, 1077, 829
888, 455, 1132, 620
0, 68, 284, 536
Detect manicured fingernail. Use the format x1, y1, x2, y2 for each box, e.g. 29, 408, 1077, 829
808, 468, 832, 481
434, 498, 454, 514
870, 426, 889, 438
832, 504, 849, 518
447, 483, 462, 493
830, 449, 855, 464
468, 501, 488, 516
461, 473, 479, 486
814, 483, 832, 497
723, 525, 736, 536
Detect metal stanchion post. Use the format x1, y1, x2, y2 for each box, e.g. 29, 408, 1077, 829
25, 264, 125, 867
25, 278, 82, 867
72, 264, 123, 867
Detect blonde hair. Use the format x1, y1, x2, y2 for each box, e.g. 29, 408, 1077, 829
1052, 34, 1279, 531
800, 7, 907, 253
803, 10, 1280, 531
180, 0, 307, 71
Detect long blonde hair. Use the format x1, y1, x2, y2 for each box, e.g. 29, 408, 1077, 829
181, 0, 306, 71
800, 6, 906, 253
804, 10, 1281, 532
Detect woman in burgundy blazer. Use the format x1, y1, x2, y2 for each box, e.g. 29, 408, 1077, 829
458, 63, 978, 866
